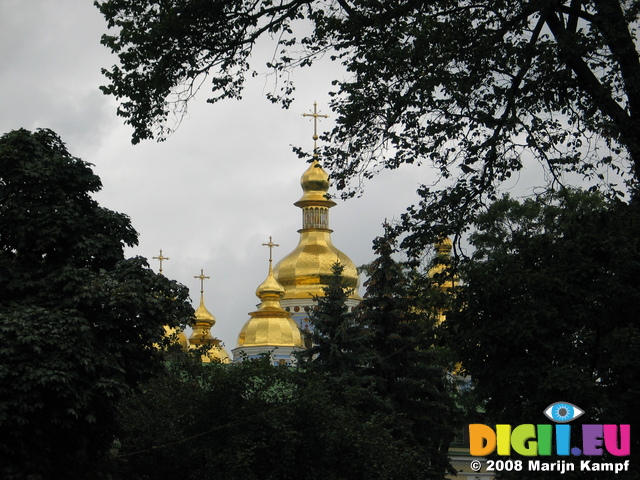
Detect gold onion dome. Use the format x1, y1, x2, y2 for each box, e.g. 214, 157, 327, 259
236, 258, 303, 348
163, 325, 189, 348
435, 236, 452, 256
273, 160, 360, 300
189, 269, 230, 363
189, 295, 216, 344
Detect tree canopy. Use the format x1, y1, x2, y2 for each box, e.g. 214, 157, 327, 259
97, 0, 640, 250
446, 189, 640, 478
0, 128, 193, 479
115, 351, 434, 480
301, 246, 458, 478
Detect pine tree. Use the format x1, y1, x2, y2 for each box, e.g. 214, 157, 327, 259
300, 261, 375, 406
358, 231, 457, 479
298, 237, 459, 478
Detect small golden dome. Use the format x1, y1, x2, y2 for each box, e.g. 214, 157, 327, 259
200, 339, 231, 363
188, 270, 231, 362
428, 236, 459, 292
255, 266, 285, 298
237, 261, 303, 348
193, 296, 216, 326
296, 160, 336, 206
189, 301, 231, 362
302, 159, 329, 189
163, 325, 189, 348
435, 236, 453, 256
189, 296, 216, 345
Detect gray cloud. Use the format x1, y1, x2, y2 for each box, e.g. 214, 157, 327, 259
0, 0, 429, 350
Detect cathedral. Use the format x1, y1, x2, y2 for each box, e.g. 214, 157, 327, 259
162, 105, 490, 479
233, 155, 361, 364
173, 103, 362, 366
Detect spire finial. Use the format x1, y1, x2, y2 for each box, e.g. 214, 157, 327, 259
194, 268, 211, 296
153, 249, 170, 274
302, 101, 328, 159
262, 236, 280, 263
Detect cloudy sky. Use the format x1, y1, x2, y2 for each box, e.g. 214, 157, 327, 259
0, 0, 435, 350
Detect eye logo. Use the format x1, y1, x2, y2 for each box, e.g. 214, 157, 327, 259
543, 402, 584, 423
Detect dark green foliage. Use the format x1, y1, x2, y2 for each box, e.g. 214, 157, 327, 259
115, 354, 421, 480
447, 189, 640, 479
0, 129, 193, 479
301, 262, 375, 403
357, 233, 457, 478
117, 249, 458, 479
301, 236, 458, 479
98, 0, 640, 252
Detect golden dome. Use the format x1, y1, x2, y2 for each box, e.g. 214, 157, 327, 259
189, 295, 216, 345
194, 296, 216, 323
273, 160, 360, 300
189, 297, 231, 362
428, 237, 457, 288
296, 160, 336, 206
236, 260, 303, 348
163, 325, 189, 348
274, 231, 360, 299
435, 236, 453, 256
188, 270, 231, 363
200, 340, 231, 363
255, 263, 285, 298
428, 237, 459, 325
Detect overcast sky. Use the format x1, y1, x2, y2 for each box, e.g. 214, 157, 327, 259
0, 0, 437, 350
4, 1, 607, 352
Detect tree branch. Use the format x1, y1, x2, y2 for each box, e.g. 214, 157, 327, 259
592, 0, 640, 118
545, 3, 640, 166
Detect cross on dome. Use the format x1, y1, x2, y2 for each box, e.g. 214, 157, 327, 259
153, 249, 170, 274
262, 236, 280, 263
194, 268, 211, 294
302, 101, 328, 158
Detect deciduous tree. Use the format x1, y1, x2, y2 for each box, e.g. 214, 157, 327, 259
0, 128, 193, 479
97, 0, 640, 250
447, 189, 640, 479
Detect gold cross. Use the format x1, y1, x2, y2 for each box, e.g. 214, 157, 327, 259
153, 249, 170, 274
302, 101, 328, 157
194, 269, 211, 294
262, 236, 279, 263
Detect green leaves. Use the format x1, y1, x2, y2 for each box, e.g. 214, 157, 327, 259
446, 189, 640, 478
297, 237, 458, 478
0, 129, 193, 478
97, 1, 640, 256
0, 128, 136, 267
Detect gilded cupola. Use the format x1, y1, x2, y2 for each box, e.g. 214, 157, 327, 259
270, 103, 361, 334
235, 238, 304, 355
273, 159, 361, 301
428, 237, 459, 325
428, 237, 458, 292
189, 269, 230, 363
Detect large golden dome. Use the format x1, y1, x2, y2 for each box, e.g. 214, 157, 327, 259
273, 160, 360, 300
236, 259, 304, 348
